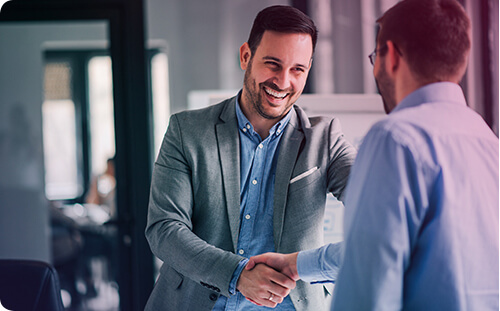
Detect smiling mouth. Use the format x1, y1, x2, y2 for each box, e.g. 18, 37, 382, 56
264, 86, 289, 100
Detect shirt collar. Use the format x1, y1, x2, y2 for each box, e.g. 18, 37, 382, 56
393, 82, 467, 114
235, 90, 292, 139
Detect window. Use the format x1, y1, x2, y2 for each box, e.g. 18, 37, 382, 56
42, 49, 170, 202
88, 56, 115, 176
43, 60, 81, 200
151, 52, 170, 158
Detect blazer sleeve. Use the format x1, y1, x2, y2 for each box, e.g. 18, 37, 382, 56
145, 114, 243, 298
327, 117, 357, 202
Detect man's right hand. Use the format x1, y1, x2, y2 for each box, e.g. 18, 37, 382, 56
246, 252, 300, 281
237, 263, 296, 308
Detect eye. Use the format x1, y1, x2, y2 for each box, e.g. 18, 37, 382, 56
265, 61, 281, 70
292, 67, 305, 73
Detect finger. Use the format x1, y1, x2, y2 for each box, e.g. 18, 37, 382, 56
269, 269, 296, 290
263, 281, 292, 300
267, 292, 284, 304
267, 284, 291, 300
257, 296, 278, 308
246, 258, 256, 270
253, 265, 295, 297
238, 264, 291, 307
246, 254, 268, 270
245, 297, 262, 306
252, 289, 279, 308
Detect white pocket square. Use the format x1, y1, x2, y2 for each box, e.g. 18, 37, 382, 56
290, 166, 319, 184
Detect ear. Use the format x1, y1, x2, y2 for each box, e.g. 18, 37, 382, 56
385, 40, 401, 76
239, 42, 251, 70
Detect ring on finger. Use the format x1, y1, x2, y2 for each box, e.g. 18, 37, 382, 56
268, 292, 274, 301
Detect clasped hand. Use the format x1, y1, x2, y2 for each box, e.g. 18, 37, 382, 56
238, 252, 299, 308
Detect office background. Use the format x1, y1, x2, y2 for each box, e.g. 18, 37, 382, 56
0, 0, 497, 310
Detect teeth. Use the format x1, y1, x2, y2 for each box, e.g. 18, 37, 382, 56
264, 87, 288, 99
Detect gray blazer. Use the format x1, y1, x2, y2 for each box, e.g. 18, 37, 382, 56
145, 96, 356, 310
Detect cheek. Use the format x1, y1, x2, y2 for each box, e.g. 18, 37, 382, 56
252, 65, 275, 82
253, 72, 272, 86
292, 75, 308, 92
374, 62, 381, 77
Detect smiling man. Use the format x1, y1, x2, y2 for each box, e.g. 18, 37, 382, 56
145, 5, 356, 311
239, 30, 312, 138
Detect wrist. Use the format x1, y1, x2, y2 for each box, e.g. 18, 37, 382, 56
232, 258, 249, 294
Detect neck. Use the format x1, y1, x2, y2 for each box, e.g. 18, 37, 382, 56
394, 62, 425, 105
251, 119, 276, 140
239, 108, 276, 140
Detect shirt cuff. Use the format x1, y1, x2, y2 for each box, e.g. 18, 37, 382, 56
228, 258, 249, 295
297, 243, 342, 283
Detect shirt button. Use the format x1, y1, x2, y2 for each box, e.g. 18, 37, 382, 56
277, 129, 281, 134
242, 128, 247, 132
246, 124, 251, 129
209, 293, 218, 301
239, 249, 245, 255
258, 143, 263, 149
252, 180, 257, 185
245, 214, 251, 220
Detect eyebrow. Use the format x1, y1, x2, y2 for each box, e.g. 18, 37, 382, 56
262, 56, 309, 69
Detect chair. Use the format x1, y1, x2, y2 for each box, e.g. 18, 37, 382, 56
0, 259, 65, 311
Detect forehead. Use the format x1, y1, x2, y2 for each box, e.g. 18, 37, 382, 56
254, 30, 313, 64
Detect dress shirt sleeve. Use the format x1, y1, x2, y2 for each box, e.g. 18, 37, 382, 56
332, 125, 429, 310
228, 258, 249, 295
297, 242, 342, 283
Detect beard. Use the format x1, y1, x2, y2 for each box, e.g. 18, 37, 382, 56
242, 58, 298, 120
375, 58, 397, 114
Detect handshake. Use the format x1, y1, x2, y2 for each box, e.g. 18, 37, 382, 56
236, 252, 300, 308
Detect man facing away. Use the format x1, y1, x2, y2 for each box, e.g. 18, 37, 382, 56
144, 5, 356, 310
247, 0, 499, 310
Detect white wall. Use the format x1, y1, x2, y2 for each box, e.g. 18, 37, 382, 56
146, 0, 289, 114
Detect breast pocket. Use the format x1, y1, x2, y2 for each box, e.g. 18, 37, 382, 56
288, 166, 322, 193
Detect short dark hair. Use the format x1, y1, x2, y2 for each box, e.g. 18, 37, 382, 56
247, 5, 318, 55
377, 0, 470, 82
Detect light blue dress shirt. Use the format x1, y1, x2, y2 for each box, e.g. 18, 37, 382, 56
213, 93, 296, 310
298, 82, 499, 310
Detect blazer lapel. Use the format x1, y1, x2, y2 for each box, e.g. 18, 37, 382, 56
273, 107, 304, 251
216, 99, 241, 252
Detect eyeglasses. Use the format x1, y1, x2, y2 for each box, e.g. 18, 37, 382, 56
368, 44, 402, 66
368, 45, 388, 66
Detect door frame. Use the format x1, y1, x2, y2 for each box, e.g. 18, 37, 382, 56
0, 1, 155, 309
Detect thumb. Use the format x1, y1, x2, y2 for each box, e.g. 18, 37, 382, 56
245, 258, 256, 270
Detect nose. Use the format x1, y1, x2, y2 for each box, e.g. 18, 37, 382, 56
273, 69, 292, 91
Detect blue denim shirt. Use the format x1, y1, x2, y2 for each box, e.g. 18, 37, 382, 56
213, 92, 296, 310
